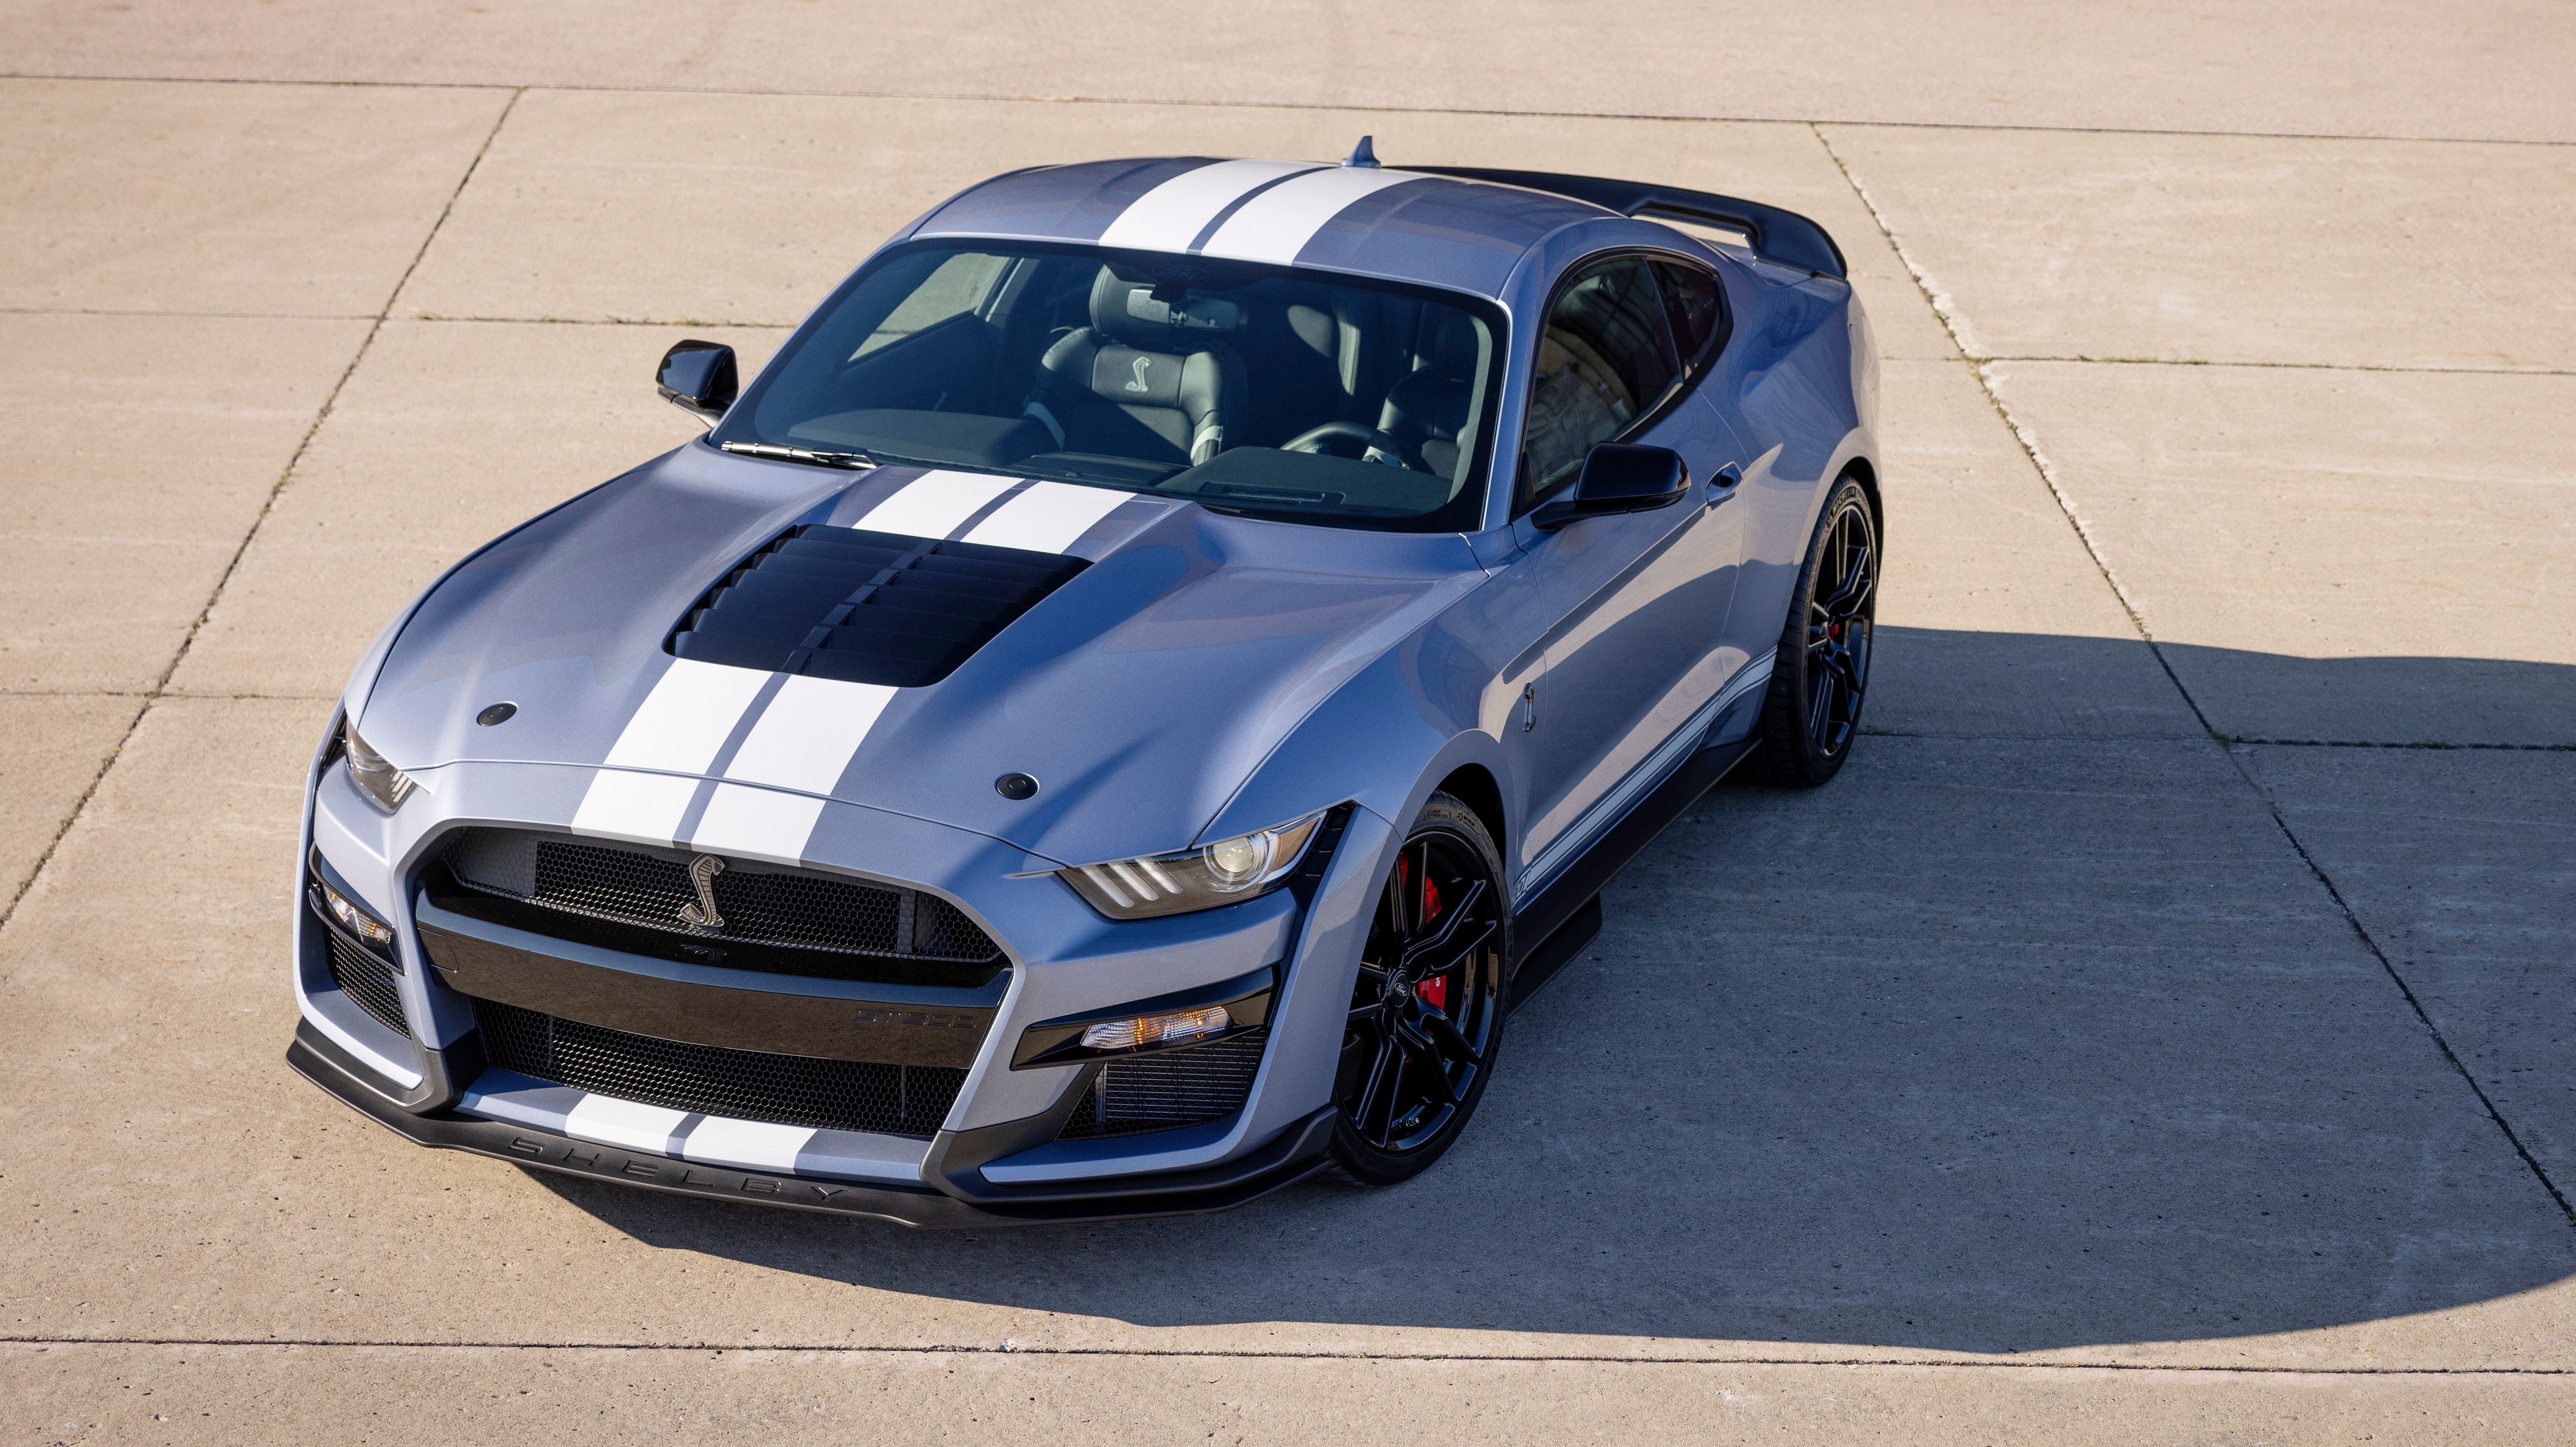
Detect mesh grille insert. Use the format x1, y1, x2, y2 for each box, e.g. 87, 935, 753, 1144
442, 828, 1002, 968
667, 523, 1092, 689
1057, 1030, 1268, 1140
321, 921, 408, 1037
474, 998, 966, 1138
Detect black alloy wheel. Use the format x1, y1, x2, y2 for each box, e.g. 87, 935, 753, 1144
1325, 793, 1507, 1187
1744, 474, 1878, 787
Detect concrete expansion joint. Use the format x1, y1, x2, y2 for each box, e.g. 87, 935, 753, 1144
6, 1338, 2575, 1375
1973, 353, 2576, 379
403, 313, 796, 329
2225, 747, 2576, 1233
9, 72, 2576, 148
0, 88, 522, 941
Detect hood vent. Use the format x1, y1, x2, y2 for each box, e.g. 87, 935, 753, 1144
668, 524, 1089, 688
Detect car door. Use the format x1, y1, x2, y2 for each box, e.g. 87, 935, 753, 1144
1506, 252, 1750, 895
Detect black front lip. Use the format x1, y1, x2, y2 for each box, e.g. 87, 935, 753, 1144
287, 1021, 1333, 1227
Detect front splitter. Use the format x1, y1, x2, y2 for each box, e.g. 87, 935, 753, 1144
288, 1022, 1334, 1227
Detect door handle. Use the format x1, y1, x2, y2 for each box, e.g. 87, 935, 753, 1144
1706, 466, 1743, 506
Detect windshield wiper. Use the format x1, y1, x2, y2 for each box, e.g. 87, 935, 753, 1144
719, 441, 878, 470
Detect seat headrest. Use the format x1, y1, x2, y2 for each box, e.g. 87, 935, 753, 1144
1090, 270, 1246, 348
1419, 306, 1481, 378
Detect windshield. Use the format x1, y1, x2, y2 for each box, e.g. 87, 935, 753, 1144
718, 242, 1506, 532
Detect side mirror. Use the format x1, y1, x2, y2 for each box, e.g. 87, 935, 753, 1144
1531, 443, 1690, 531
656, 340, 737, 425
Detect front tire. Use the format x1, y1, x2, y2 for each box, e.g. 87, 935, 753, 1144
1742, 474, 1877, 787
1324, 793, 1507, 1188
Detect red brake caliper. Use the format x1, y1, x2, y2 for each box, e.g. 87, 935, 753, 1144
1417, 874, 1448, 1010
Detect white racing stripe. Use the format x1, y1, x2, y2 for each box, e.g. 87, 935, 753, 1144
683, 1115, 819, 1173
601, 658, 771, 771
570, 770, 703, 846
856, 469, 1019, 538
1199, 166, 1425, 266
689, 783, 826, 865
572, 658, 773, 844
564, 1094, 690, 1154
962, 481, 1131, 552
1097, 159, 1322, 252
687, 674, 899, 862
723, 676, 897, 793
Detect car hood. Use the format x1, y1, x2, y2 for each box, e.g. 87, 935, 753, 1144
360, 444, 1489, 866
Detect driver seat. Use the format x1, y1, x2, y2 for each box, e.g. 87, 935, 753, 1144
1024, 271, 1247, 469
1376, 306, 1481, 478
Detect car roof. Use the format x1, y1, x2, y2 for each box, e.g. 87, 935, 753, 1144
910, 157, 1624, 299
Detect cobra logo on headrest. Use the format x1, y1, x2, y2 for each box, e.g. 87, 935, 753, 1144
1125, 355, 1153, 394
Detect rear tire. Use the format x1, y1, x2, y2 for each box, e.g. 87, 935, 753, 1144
1741, 475, 1877, 788
1323, 793, 1507, 1188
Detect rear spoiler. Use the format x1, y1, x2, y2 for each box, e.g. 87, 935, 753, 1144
1410, 166, 1847, 280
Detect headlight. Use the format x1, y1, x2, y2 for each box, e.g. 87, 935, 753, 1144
342, 723, 416, 813
1059, 810, 1327, 920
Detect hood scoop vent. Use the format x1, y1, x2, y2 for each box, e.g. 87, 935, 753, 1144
668, 524, 1089, 688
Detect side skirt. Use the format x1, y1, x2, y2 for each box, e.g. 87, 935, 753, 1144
1504, 737, 1755, 998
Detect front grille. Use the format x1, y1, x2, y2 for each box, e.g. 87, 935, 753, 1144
442, 828, 1002, 967
322, 926, 408, 1037
474, 998, 966, 1138
1057, 1030, 1268, 1139
668, 523, 1091, 689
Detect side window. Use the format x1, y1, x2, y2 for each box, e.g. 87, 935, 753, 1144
1651, 259, 1726, 369
1519, 256, 1682, 506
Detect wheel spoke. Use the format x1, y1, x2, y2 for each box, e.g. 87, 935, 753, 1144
1394, 1016, 1462, 1104
1420, 1003, 1486, 1068
1355, 1032, 1399, 1144
1404, 918, 1496, 979
1398, 879, 1488, 970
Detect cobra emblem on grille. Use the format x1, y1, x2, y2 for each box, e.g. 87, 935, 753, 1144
678, 854, 727, 929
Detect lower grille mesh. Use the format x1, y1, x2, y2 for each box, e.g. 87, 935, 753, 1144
322, 926, 408, 1037
1057, 1030, 1267, 1139
474, 999, 965, 1138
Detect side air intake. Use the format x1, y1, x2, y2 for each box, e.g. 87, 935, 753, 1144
668, 524, 1090, 688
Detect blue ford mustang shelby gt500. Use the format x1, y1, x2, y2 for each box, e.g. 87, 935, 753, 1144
290, 142, 1880, 1224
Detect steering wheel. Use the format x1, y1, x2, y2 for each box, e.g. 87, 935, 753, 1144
1281, 420, 1417, 470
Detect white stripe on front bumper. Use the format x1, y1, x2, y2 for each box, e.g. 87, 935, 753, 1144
564, 1093, 690, 1154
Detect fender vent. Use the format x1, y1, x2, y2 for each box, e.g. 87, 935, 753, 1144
668, 524, 1089, 689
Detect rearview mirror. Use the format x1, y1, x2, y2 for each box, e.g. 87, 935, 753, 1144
1531, 443, 1690, 531
656, 340, 737, 425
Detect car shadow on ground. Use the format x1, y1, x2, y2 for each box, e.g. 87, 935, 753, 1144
528, 629, 2576, 1352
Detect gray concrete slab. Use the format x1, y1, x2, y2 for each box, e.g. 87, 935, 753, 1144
1982, 361, 2576, 746
5, 1, 2572, 142
2241, 745, 2576, 1191
0, 694, 133, 911
0, 312, 372, 693
1822, 126, 2576, 371
398, 93, 1951, 359
9, 1342, 2576, 1447
166, 320, 780, 700
1866, 358, 2195, 740
4, 698, 2567, 1368
0, 78, 508, 316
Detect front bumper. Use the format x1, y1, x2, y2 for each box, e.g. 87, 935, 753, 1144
292, 750, 1392, 1224
290, 1022, 1335, 1226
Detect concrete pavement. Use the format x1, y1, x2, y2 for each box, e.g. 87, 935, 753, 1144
3, 8, 2573, 1441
